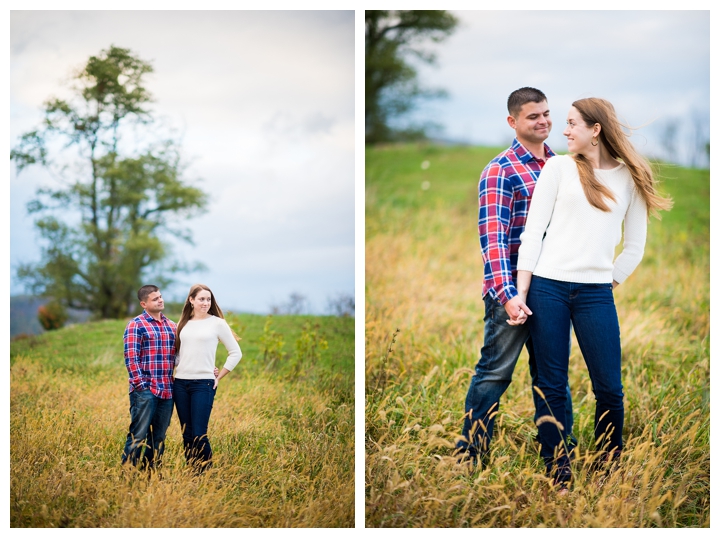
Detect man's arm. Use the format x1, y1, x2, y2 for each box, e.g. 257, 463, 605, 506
124, 321, 145, 390
478, 162, 517, 305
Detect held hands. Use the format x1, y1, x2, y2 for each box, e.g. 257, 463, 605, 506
504, 295, 532, 326
213, 367, 219, 389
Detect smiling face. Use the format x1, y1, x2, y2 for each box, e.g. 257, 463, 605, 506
508, 100, 552, 148
563, 106, 599, 155
140, 291, 164, 316
190, 289, 212, 316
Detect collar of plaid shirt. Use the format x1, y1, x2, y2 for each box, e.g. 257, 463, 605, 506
511, 138, 555, 163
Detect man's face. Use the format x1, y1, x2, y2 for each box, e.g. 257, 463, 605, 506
508, 101, 552, 147
141, 291, 164, 314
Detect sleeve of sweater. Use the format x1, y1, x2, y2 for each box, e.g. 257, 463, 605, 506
612, 188, 648, 283
516, 157, 562, 273
217, 318, 242, 371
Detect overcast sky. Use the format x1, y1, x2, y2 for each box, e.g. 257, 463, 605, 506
9, 10, 355, 314
402, 10, 710, 167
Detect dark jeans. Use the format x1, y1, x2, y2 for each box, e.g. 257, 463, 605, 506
173, 378, 216, 471
457, 294, 575, 460
527, 276, 624, 481
121, 389, 174, 469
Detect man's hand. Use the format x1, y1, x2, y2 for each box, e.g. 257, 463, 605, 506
504, 295, 532, 326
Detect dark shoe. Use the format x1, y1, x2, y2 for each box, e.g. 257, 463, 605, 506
548, 461, 572, 491
454, 449, 478, 468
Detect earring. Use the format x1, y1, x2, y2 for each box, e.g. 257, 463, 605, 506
591, 137, 598, 147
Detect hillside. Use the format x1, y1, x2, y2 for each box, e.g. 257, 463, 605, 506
10, 311, 355, 527
365, 143, 709, 527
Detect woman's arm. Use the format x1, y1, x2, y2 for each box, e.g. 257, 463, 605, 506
213, 319, 242, 389
517, 157, 562, 275
612, 189, 648, 284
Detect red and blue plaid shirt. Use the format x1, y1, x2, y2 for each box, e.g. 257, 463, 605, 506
124, 311, 177, 399
478, 138, 555, 305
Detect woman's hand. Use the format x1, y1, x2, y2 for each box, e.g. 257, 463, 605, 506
213, 367, 230, 389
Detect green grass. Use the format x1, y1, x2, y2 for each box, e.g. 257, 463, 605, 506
365, 143, 709, 527
10, 311, 354, 527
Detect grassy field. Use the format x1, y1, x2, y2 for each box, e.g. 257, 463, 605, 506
10, 311, 354, 527
365, 144, 709, 527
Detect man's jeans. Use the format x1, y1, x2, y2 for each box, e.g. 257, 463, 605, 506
173, 378, 216, 471
121, 389, 174, 469
527, 276, 624, 479
457, 294, 575, 460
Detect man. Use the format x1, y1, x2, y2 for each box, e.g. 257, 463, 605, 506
456, 87, 575, 465
121, 284, 177, 471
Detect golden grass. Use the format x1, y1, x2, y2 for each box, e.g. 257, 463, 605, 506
365, 153, 709, 527
11, 317, 354, 528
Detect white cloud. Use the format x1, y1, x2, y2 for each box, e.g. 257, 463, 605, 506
10, 10, 355, 313
407, 10, 709, 165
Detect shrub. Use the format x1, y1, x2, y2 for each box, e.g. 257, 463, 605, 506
37, 301, 68, 331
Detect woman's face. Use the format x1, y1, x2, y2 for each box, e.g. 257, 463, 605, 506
563, 106, 598, 155
190, 289, 212, 315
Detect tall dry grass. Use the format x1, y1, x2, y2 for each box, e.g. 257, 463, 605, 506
11, 313, 354, 527
365, 145, 709, 527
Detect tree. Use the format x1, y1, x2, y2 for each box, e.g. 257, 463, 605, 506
37, 301, 68, 331
658, 118, 680, 164
270, 292, 309, 315
365, 10, 458, 144
11, 45, 208, 319
326, 292, 355, 317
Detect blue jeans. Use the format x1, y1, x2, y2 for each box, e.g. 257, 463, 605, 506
457, 294, 575, 459
527, 276, 624, 481
121, 389, 174, 469
173, 378, 216, 471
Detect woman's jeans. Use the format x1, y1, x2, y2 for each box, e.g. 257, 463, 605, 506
458, 294, 576, 461
526, 276, 624, 479
173, 378, 216, 471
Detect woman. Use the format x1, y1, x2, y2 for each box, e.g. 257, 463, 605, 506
512, 98, 671, 489
174, 284, 242, 472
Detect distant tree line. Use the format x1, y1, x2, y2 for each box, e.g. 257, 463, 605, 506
269, 292, 355, 317
657, 111, 710, 168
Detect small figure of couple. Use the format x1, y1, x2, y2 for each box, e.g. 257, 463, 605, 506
121, 283, 242, 474
456, 87, 671, 492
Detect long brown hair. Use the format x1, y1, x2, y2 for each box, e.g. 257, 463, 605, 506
175, 283, 238, 354
571, 97, 672, 217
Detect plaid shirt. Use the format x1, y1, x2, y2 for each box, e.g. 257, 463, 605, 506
124, 311, 177, 399
478, 138, 555, 305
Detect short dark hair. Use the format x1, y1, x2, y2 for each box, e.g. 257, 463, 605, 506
507, 87, 547, 117
137, 284, 160, 303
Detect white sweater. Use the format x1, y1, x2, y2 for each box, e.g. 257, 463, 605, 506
517, 154, 647, 284
174, 315, 242, 380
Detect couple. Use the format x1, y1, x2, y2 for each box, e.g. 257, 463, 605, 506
457, 87, 671, 490
121, 283, 242, 474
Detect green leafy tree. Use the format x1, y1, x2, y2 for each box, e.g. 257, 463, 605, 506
365, 10, 458, 144
11, 45, 208, 319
